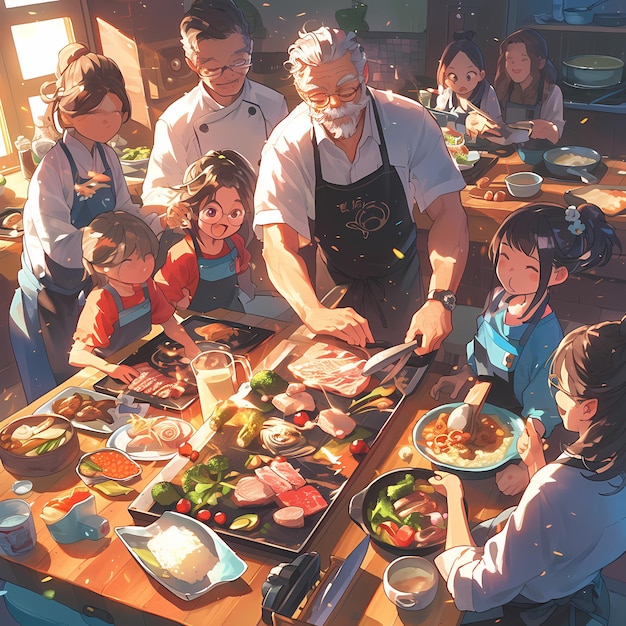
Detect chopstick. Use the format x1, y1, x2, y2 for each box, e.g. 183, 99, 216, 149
465, 101, 500, 127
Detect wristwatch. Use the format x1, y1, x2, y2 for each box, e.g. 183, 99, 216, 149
428, 289, 457, 311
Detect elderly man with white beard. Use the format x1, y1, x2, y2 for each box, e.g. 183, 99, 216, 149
254, 27, 469, 349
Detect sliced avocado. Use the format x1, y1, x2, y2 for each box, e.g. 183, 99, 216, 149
229, 513, 260, 531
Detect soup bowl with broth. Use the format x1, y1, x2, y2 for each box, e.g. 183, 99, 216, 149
505, 172, 543, 198
384, 556, 439, 610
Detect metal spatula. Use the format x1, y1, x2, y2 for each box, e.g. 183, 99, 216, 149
447, 379, 492, 432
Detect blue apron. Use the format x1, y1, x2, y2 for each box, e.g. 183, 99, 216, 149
472, 290, 548, 414
187, 232, 244, 313
311, 90, 421, 344
96, 284, 152, 358
9, 141, 116, 402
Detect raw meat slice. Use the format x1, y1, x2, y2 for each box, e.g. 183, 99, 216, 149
273, 506, 305, 528
276, 486, 328, 516
255, 466, 293, 494
271, 391, 315, 415
127, 363, 189, 399
232, 476, 275, 507
270, 461, 306, 488
317, 408, 356, 439
287, 343, 370, 397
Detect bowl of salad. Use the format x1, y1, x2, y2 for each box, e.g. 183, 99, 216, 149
348, 467, 448, 555
120, 146, 151, 168
441, 127, 480, 170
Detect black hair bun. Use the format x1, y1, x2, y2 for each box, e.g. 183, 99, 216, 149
453, 30, 475, 42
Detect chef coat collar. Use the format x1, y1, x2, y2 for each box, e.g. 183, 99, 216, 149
197, 77, 251, 113
311, 89, 381, 152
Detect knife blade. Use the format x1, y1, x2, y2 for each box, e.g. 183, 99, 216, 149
307, 535, 369, 625
361, 338, 420, 378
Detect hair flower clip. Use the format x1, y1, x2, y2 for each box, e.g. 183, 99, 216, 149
565, 205, 586, 235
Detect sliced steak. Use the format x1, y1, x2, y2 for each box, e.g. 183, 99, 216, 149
255, 466, 293, 494
232, 476, 275, 507
276, 486, 328, 516
270, 461, 306, 488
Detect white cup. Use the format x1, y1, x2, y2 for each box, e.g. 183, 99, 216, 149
191, 349, 252, 420
0, 499, 37, 556
383, 556, 438, 611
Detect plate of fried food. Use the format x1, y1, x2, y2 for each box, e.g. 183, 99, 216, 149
35, 387, 124, 435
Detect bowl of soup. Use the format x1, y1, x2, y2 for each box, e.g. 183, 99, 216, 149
0, 415, 79, 477
412, 403, 525, 476
505, 172, 543, 198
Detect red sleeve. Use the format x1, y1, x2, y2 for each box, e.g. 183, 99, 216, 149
147, 278, 175, 324
73, 288, 118, 350
231, 233, 251, 274
154, 238, 200, 305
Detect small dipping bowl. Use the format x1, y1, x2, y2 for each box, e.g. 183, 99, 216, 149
505, 172, 543, 198
11, 480, 33, 496
383, 556, 439, 611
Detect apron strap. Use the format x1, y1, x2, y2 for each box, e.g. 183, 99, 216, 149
58, 141, 80, 182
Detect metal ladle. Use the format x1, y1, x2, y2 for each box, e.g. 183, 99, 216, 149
566, 0, 609, 12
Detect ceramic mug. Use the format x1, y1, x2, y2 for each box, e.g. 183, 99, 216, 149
418, 90, 432, 107
191, 350, 252, 421
42, 494, 109, 544
383, 556, 438, 611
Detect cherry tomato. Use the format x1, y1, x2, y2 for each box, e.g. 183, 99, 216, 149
189, 450, 200, 462
349, 439, 370, 455
178, 442, 192, 457
293, 411, 311, 427
273, 456, 287, 464
394, 525, 417, 548
214, 511, 227, 526
175, 498, 191, 514
196, 509, 212, 523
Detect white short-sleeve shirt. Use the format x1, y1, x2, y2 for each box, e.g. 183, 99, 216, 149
253, 87, 466, 242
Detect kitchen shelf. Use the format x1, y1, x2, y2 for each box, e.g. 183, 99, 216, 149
522, 21, 626, 33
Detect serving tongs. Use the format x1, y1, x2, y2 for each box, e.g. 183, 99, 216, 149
361, 337, 437, 396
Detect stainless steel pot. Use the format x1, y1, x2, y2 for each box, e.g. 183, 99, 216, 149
562, 55, 624, 89
543, 146, 602, 184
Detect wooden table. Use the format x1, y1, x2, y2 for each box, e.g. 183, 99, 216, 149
0, 308, 520, 626
416, 150, 626, 245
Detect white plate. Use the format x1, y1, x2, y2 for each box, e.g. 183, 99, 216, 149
457, 151, 481, 171
115, 511, 247, 601
120, 157, 149, 167
106, 419, 194, 461
35, 386, 125, 435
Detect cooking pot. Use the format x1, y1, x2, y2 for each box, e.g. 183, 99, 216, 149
564, 0, 610, 24
593, 13, 626, 26
543, 146, 601, 184
562, 55, 624, 89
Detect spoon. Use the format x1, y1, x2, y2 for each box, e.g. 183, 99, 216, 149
447, 380, 492, 432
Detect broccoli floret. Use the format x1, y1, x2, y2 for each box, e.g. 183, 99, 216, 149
386, 474, 415, 501
181, 463, 213, 493
206, 454, 230, 476
367, 493, 404, 533
249, 369, 288, 397
151, 481, 180, 506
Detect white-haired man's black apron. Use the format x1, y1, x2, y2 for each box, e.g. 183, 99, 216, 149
310, 93, 422, 344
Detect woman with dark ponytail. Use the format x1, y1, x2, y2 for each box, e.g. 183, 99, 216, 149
431, 202, 620, 494
435, 30, 502, 138
9, 43, 162, 402
428, 315, 626, 625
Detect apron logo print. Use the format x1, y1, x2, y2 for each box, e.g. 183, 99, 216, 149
503, 352, 515, 369
344, 200, 390, 239
74, 171, 111, 200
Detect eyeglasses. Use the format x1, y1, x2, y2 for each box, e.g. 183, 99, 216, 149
303, 83, 362, 109
199, 203, 245, 226
196, 55, 252, 79
548, 376, 584, 402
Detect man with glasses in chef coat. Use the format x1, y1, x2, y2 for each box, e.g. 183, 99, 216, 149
142, 0, 288, 247
254, 27, 469, 350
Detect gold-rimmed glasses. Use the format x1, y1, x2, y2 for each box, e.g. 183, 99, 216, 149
302, 82, 362, 109
195, 55, 252, 79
